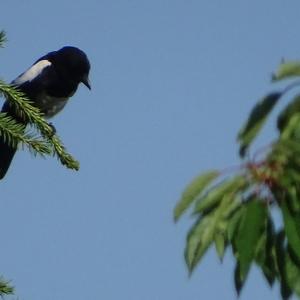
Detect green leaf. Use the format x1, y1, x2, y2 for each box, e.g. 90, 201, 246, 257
280, 113, 300, 141
254, 217, 276, 287
275, 230, 293, 300
285, 169, 300, 188
276, 139, 300, 155
214, 231, 226, 261
275, 232, 300, 299
213, 195, 244, 261
185, 215, 216, 272
185, 192, 242, 272
193, 176, 246, 214
281, 199, 300, 263
227, 205, 244, 242
286, 247, 300, 297
222, 198, 243, 223
270, 139, 300, 175
272, 61, 300, 81
237, 92, 281, 157
285, 185, 300, 214
174, 170, 219, 221
234, 198, 267, 287
234, 262, 245, 296
278, 95, 300, 132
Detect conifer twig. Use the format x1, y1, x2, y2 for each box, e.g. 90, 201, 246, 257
0, 277, 14, 296
0, 80, 79, 170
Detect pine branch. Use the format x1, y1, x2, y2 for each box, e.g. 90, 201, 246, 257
0, 112, 51, 155
49, 134, 80, 170
0, 80, 79, 170
0, 31, 6, 48
0, 277, 14, 296
0, 81, 54, 133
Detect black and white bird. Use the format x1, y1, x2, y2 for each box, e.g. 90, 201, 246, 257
0, 46, 91, 179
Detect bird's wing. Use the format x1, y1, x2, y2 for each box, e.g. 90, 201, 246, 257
12, 59, 52, 87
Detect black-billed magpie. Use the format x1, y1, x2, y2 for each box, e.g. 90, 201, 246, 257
0, 46, 91, 179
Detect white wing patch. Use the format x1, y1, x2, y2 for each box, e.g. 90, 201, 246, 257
12, 59, 51, 86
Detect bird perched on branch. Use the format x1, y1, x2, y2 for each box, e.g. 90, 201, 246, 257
0, 46, 91, 179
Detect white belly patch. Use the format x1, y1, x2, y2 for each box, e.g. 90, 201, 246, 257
36, 95, 69, 119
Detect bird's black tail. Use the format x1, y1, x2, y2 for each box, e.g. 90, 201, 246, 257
0, 138, 17, 179
0, 101, 24, 179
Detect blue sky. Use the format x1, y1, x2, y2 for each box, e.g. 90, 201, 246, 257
1, 1, 300, 299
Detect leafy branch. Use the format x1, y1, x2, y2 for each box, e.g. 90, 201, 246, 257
174, 61, 300, 299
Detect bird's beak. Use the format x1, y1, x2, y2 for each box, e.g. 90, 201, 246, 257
81, 75, 91, 90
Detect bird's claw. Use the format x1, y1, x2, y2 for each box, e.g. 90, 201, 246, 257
48, 122, 56, 136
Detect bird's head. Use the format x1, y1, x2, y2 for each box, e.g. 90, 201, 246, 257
51, 46, 91, 90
